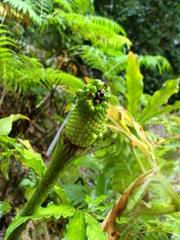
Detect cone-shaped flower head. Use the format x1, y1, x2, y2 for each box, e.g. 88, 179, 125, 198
65, 80, 111, 148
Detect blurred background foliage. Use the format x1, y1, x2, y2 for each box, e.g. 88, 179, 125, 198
94, 0, 180, 99
0, 0, 180, 239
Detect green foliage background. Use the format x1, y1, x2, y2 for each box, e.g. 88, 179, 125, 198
95, 0, 180, 99
0, 0, 180, 239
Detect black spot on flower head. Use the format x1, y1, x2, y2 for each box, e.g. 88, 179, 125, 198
94, 89, 105, 105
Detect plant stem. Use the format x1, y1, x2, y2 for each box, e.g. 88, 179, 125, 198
7, 132, 87, 240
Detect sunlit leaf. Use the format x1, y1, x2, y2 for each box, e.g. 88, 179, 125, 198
65, 211, 86, 240
58, 72, 84, 95
85, 213, 108, 240
126, 51, 143, 119
34, 203, 75, 219
20, 149, 46, 177
0, 114, 29, 135
0, 201, 11, 218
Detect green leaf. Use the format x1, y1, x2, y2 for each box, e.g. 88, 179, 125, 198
85, 213, 108, 240
1, 158, 10, 180
34, 203, 75, 220
0, 135, 16, 147
138, 79, 180, 124
4, 216, 30, 240
54, 183, 71, 205
0, 136, 46, 178
0, 114, 29, 135
20, 149, 46, 177
63, 184, 88, 209
65, 211, 87, 240
44, 68, 84, 95
0, 201, 11, 218
59, 72, 84, 95
126, 51, 143, 119
4, 204, 75, 239
152, 101, 180, 119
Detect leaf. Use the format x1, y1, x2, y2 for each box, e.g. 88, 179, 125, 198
0, 114, 29, 135
101, 170, 156, 240
85, 213, 108, 240
4, 216, 30, 240
4, 204, 75, 240
138, 55, 171, 73
125, 51, 143, 119
63, 184, 88, 209
65, 211, 87, 240
107, 105, 150, 156
0, 201, 11, 218
58, 72, 84, 95
152, 101, 180, 119
34, 203, 75, 220
0, 135, 16, 147
0, 135, 46, 178
20, 149, 46, 177
1, 158, 10, 180
44, 68, 84, 95
54, 183, 71, 205
138, 79, 180, 124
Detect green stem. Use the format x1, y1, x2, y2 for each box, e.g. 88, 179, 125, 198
7, 133, 87, 240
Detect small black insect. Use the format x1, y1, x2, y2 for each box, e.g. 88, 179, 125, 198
94, 89, 105, 105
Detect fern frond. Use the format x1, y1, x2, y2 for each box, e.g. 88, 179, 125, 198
103, 54, 171, 78
70, 0, 93, 15
52, 0, 73, 13
53, 12, 132, 49
138, 55, 171, 74
89, 16, 126, 36
71, 45, 129, 78
1, 53, 84, 95
44, 68, 84, 94
0, 3, 29, 26
31, 0, 52, 19
63, 184, 88, 208
72, 45, 108, 72
3, 0, 42, 25
0, 25, 17, 84
53, 0, 93, 15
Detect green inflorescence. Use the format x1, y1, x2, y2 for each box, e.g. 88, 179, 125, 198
65, 80, 111, 148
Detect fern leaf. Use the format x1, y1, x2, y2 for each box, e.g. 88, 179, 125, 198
52, 0, 73, 13
3, 0, 42, 25
70, 0, 92, 15
138, 55, 171, 74
54, 12, 132, 49
63, 184, 88, 208
89, 16, 126, 36
71, 45, 108, 71
31, 0, 52, 19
